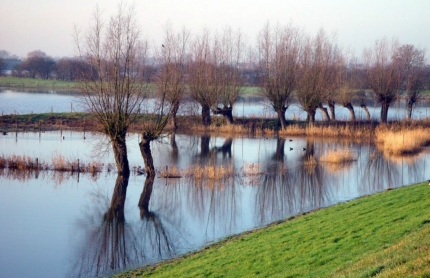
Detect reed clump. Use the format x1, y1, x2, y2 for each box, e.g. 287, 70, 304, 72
0, 154, 42, 171
160, 166, 182, 178
320, 149, 357, 164
184, 164, 234, 180
375, 126, 430, 156
279, 124, 374, 139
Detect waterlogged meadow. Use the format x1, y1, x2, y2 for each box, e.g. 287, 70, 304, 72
1, 130, 430, 277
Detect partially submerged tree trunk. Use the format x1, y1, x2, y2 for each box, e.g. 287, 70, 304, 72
201, 104, 212, 126
344, 102, 356, 121
276, 108, 287, 129
171, 101, 180, 130
307, 109, 316, 125
406, 100, 414, 120
361, 104, 371, 121
380, 101, 390, 123
112, 138, 130, 175
104, 173, 129, 222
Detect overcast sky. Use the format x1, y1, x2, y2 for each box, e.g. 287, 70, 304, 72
1, 0, 429, 59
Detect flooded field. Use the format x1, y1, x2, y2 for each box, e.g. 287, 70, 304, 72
1, 130, 429, 277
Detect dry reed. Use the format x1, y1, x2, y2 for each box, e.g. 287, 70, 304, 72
375, 126, 430, 156
279, 124, 374, 139
320, 149, 357, 163
184, 164, 234, 180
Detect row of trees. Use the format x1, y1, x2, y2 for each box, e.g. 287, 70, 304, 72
52, 3, 430, 219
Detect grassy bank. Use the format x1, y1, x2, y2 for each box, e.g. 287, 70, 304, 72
0, 76, 81, 91
118, 181, 430, 277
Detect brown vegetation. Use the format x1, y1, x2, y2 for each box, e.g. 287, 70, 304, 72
375, 125, 430, 156
320, 149, 357, 163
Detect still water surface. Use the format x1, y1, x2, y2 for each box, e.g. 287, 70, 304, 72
0, 131, 429, 277
1, 89, 430, 120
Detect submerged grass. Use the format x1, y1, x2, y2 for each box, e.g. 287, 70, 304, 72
118, 181, 430, 278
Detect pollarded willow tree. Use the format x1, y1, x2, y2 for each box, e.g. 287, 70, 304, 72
393, 44, 427, 120
296, 29, 336, 125
156, 23, 190, 130
364, 38, 401, 123
334, 53, 360, 121
188, 30, 218, 126
258, 23, 303, 129
74, 4, 149, 175
212, 27, 245, 124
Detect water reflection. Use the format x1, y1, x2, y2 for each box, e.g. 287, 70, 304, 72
1, 132, 430, 277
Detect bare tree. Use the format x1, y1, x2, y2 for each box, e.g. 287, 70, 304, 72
364, 38, 401, 123
393, 44, 427, 119
156, 23, 190, 130
258, 23, 303, 129
212, 27, 244, 124
296, 29, 336, 124
188, 30, 217, 126
335, 53, 360, 121
74, 4, 149, 174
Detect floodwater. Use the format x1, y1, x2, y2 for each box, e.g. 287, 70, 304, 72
0, 131, 429, 277
1, 89, 430, 120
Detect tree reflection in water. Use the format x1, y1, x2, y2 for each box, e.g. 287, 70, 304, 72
70, 173, 176, 277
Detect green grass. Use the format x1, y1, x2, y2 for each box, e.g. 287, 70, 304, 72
118, 182, 430, 277
0, 76, 80, 91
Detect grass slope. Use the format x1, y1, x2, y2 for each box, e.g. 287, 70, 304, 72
119, 182, 430, 277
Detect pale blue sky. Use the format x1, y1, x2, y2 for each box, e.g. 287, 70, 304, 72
1, 0, 429, 59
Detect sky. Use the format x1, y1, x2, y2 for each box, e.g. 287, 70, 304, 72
1, 0, 429, 59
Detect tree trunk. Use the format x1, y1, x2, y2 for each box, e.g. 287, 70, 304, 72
277, 108, 287, 129
328, 101, 336, 121
406, 100, 413, 120
138, 138, 156, 215
112, 137, 130, 175
344, 103, 356, 121
318, 105, 330, 121
171, 101, 180, 130
104, 173, 129, 222
201, 104, 212, 126
361, 104, 371, 121
213, 106, 234, 124
139, 138, 155, 176
307, 109, 316, 125
380, 101, 390, 123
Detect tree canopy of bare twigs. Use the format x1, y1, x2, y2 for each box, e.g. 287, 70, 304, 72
212, 27, 244, 124
258, 23, 303, 129
187, 30, 218, 126
74, 3, 149, 174
156, 23, 190, 130
334, 53, 360, 121
393, 44, 427, 119
364, 38, 401, 123
296, 29, 336, 124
